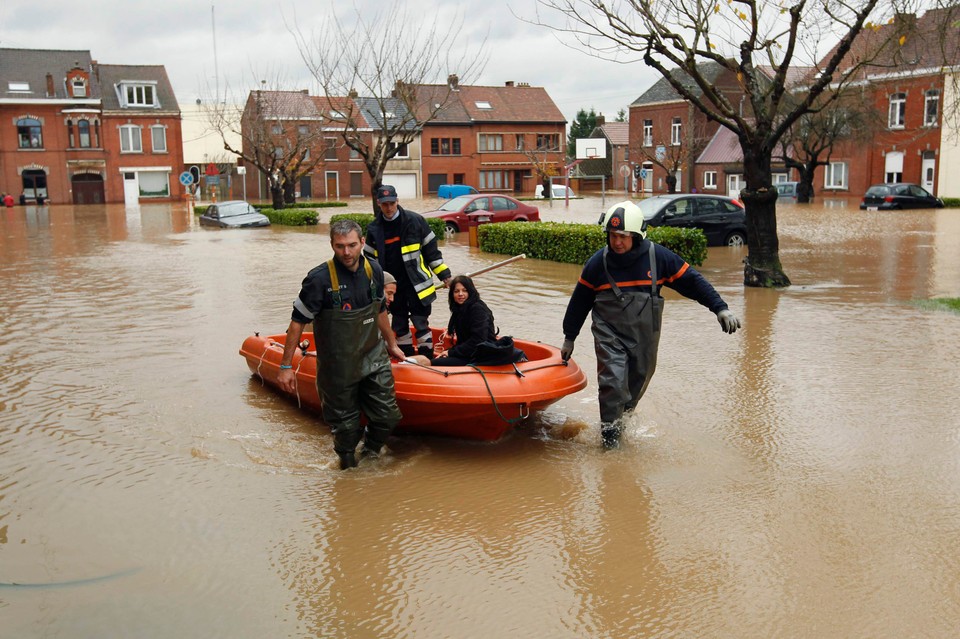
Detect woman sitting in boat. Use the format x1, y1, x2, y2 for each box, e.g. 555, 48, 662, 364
432, 275, 498, 366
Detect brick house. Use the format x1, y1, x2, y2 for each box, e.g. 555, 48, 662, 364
0, 48, 183, 205
579, 119, 631, 191
417, 77, 567, 196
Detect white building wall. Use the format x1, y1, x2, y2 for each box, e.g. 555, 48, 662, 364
938, 71, 960, 198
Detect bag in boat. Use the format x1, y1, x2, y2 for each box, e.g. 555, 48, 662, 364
471, 336, 527, 366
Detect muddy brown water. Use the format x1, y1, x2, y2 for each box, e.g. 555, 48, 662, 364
2, 196, 959, 637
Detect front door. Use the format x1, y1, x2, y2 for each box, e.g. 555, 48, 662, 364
123, 172, 139, 206
325, 171, 338, 200
921, 153, 936, 193
727, 174, 743, 199
300, 175, 312, 199
72, 174, 105, 204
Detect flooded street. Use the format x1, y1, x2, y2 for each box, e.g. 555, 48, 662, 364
2, 195, 960, 637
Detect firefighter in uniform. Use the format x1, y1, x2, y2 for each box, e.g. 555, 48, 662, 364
560, 201, 741, 449
277, 219, 404, 469
363, 185, 452, 358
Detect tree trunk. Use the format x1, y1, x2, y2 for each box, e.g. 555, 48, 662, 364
270, 183, 284, 210
741, 149, 791, 288
542, 176, 552, 200
797, 162, 816, 203
665, 173, 677, 194
283, 180, 296, 205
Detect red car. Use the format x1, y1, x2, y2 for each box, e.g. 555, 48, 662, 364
422, 194, 540, 237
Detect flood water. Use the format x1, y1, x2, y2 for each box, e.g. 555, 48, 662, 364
2, 195, 959, 637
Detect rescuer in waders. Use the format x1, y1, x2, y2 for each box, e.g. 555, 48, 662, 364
363, 185, 452, 359
560, 201, 741, 449
277, 219, 405, 470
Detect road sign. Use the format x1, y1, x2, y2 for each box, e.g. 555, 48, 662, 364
206, 175, 220, 186
205, 163, 218, 176
639, 169, 648, 180
655, 145, 666, 161
179, 171, 194, 186
619, 165, 631, 178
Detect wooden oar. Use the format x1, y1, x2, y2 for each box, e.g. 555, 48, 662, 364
439, 254, 526, 287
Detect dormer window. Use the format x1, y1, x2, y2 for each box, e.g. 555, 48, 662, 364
119, 82, 158, 108
328, 110, 346, 120
71, 77, 87, 98
9, 82, 30, 92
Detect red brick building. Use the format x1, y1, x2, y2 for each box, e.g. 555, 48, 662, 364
418, 77, 567, 196
0, 48, 183, 205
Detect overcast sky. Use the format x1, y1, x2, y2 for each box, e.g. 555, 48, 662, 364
1, 0, 659, 126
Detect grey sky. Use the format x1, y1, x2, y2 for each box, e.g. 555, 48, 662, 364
1, 0, 658, 126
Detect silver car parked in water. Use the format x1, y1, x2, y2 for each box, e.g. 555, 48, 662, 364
199, 201, 271, 228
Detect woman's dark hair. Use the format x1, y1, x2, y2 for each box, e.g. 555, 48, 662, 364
447, 275, 480, 312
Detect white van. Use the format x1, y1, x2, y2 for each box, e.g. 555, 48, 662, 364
535, 184, 576, 199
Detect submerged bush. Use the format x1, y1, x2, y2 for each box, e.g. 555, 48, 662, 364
478, 221, 708, 266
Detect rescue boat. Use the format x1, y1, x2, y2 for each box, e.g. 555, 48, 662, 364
239, 328, 588, 441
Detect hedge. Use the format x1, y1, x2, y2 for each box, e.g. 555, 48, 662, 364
329, 213, 446, 240
477, 221, 708, 266
940, 198, 960, 208
194, 204, 319, 226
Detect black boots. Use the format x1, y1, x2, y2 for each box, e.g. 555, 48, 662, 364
600, 422, 622, 450
338, 451, 358, 470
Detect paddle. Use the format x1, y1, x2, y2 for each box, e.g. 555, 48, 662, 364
439, 254, 526, 287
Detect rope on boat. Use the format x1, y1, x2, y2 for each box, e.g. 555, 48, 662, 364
466, 364, 530, 425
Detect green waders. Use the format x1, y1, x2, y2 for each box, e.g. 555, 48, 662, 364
591, 243, 664, 448
314, 260, 402, 468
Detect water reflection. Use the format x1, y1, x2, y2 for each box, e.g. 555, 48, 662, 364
1, 199, 960, 636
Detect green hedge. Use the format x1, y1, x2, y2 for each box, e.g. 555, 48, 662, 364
940, 198, 960, 208
194, 204, 318, 225
329, 213, 446, 240
477, 221, 708, 266
274, 201, 348, 209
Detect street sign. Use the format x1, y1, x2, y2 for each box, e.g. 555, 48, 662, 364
179, 171, 194, 186
639, 169, 648, 179
205, 163, 218, 176
206, 175, 220, 186
619, 165, 631, 178
655, 145, 666, 161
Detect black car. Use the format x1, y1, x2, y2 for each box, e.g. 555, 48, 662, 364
859, 183, 944, 210
198, 201, 271, 228
636, 194, 748, 247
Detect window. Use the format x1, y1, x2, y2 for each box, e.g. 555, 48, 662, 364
671, 117, 682, 145
643, 120, 653, 146
324, 138, 338, 160
479, 170, 508, 189
119, 125, 142, 152
824, 161, 847, 189
273, 146, 283, 159
298, 125, 310, 135
350, 147, 360, 159
924, 90, 940, 126
8, 82, 30, 92
704, 171, 717, 189
479, 134, 503, 152
151, 125, 167, 153
884, 151, 904, 183
430, 137, 461, 155
888, 93, 906, 128
515, 134, 525, 151
475, 101, 492, 109
535, 133, 560, 151
71, 77, 87, 97
137, 171, 169, 198
271, 124, 283, 135
388, 141, 409, 158
68, 119, 93, 148
122, 83, 157, 107
17, 117, 43, 148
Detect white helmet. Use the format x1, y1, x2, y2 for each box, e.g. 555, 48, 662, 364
599, 201, 647, 239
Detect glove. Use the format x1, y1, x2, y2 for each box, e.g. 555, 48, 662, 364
717, 309, 741, 334
560, 339, 575, 361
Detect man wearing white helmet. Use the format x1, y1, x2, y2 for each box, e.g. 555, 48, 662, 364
561, 201, 741, 449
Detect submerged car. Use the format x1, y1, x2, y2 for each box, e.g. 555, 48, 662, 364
437, 184, 479, 199
535, 184, 576, 199
776, 181, 800, 202
422, 194, 540, 237
634, 194, 748, 247
859, 183, 944, 210
199, 201, 271, 228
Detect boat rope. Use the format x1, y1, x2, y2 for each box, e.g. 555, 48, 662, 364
466, 364, 529, 425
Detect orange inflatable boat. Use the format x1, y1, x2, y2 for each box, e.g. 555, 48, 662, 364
239, 328, 588, 441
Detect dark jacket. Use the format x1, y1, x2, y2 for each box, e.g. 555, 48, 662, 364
447, 298, 497, 361
562, 239, 728, 340
363, 206, 451, 305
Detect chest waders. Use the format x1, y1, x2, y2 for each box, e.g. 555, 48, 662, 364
315, 259, 402, 467
591, 242, 664, 448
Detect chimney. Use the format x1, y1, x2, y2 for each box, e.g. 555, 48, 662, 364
348, 88, 358, 98
596, 115, 605, 126
505, 81, 514, 87
46, 73, 55, 97
447, 74, 459, 91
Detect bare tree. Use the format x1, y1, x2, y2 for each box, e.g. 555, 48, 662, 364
534, 0, 937, 287
206, 78, 328, 209
293, 3, 486, 211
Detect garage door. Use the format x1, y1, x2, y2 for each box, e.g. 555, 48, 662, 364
382, 173, 418, 199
